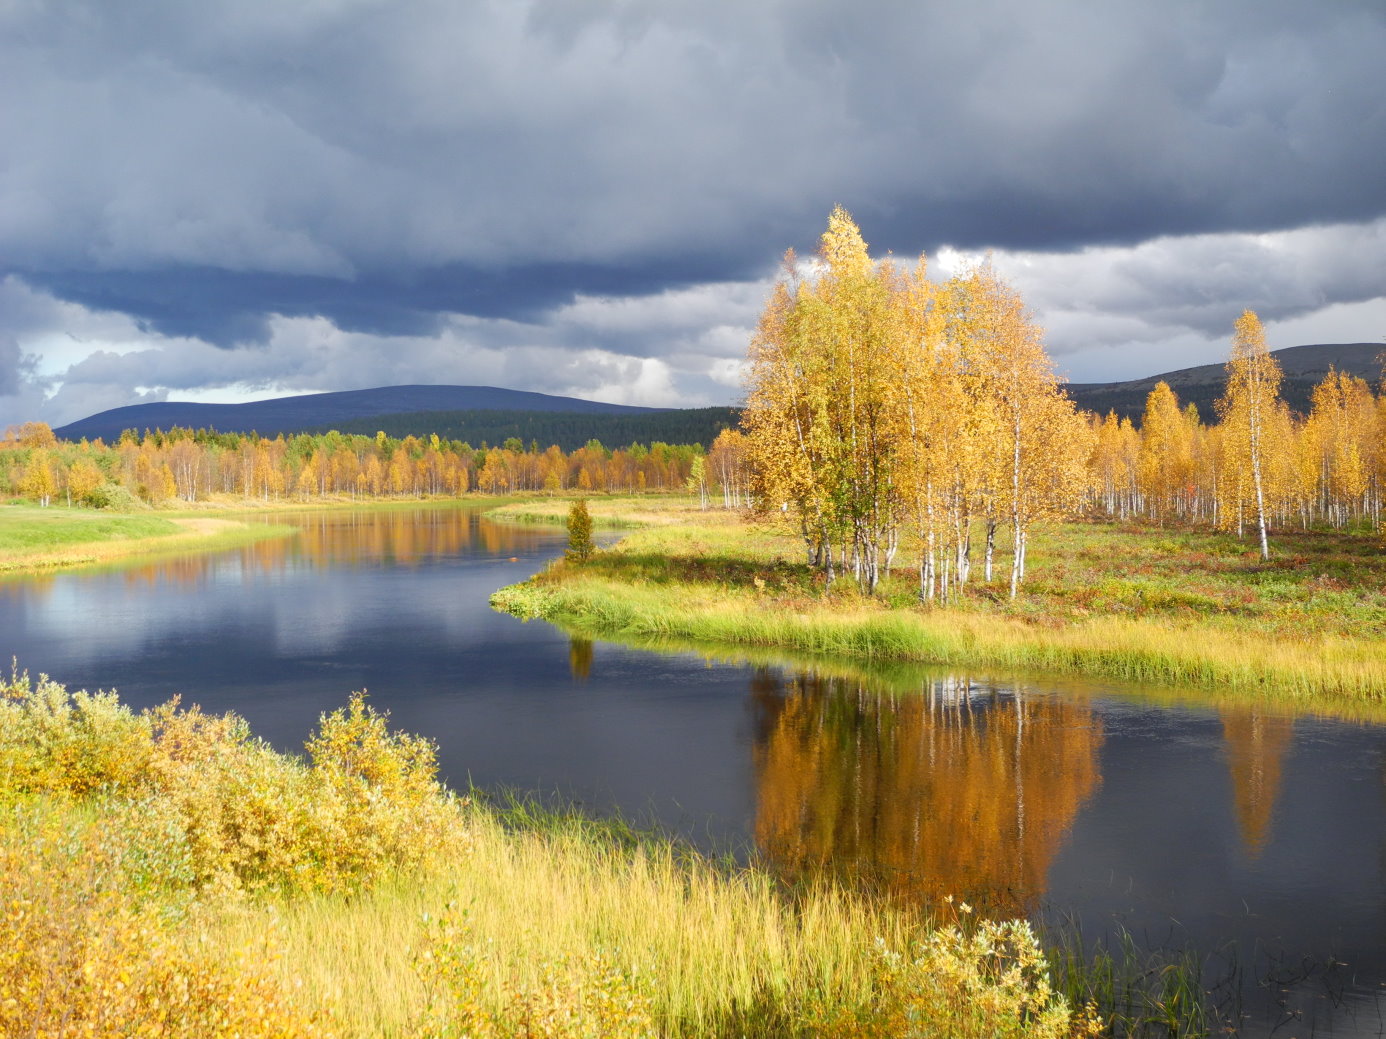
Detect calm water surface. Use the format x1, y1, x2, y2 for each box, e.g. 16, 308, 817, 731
3, 506, 1385, 1037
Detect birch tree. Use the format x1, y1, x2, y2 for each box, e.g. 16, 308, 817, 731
1216, 310, 1282, 559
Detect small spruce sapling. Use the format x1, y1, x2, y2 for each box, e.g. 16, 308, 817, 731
566, 499, 594, 563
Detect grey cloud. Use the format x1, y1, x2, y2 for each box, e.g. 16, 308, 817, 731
19, 298, 731, 426
3, 0, 1384, 348
37, 383, 169, 430
0, 334, 21, 397
980, 218, 1386, 358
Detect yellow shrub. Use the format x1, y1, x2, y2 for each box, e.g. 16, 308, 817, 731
305, 691, 467, 884
0, 799, 333, 1038
0, 670, 153, 796
2, 673, 469, 896
147, 693, 468, 894
812, 914, 1097, 1039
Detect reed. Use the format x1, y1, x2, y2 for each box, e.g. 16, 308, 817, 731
229, 808, 919, 1037
494, 575, 1386, 702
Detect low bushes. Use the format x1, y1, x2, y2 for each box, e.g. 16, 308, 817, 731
1, 672, 466, 894
1, 670, 1097, 1037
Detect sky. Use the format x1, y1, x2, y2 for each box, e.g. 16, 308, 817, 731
3, 0, 1385, 428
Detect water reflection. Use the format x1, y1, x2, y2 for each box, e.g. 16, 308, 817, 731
569, 637, 594, 682
262, 507, 542, 571
0, 507, 544, 597
747, 667, 1315, 910
1220, 708, 1294, 857
750, 668, 1103, 914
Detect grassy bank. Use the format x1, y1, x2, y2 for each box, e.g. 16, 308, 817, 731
0, 493, 535, 577
2, 671, 1110, 1038
0, 505, 296, 576
489, 497, 1386, 702
487, 495, 692, 530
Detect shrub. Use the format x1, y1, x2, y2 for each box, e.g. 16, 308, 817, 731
85, 480, 145, 510
810, 914, 1097, 1039
566, 499, 594, 564
1, 671, 468, 895
0, 670, 153, 796
0, 798, 332, 1038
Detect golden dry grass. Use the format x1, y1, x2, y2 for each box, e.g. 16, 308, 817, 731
2, 672, 1092, 1038
489, 498, 1386, 703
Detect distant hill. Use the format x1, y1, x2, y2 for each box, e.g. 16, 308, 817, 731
53, 385, 663, 443
309, 406, 740, 451
51, 342, 1384, 446
1065, 343, 1384, 422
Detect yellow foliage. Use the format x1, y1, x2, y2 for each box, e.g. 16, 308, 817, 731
809, 916, 1096, 1039
0, 671, 153, 796
1, 672, 468, 895
0, 799, 332, 1038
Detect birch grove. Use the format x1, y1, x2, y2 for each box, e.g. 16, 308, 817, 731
1084, 311, 1385, 544
743, 208, 1089, 599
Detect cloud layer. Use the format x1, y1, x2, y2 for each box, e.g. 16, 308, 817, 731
3, 0, 1384, 423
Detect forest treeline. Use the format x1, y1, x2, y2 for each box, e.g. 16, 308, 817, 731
740, 208, 1384, 598
309, 405, 740, 452
0, 424, 720, 507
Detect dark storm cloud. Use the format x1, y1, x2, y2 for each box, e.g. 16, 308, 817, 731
0, 335, 21, 397
2, 0, 1384, 346
21, 257, 734, 346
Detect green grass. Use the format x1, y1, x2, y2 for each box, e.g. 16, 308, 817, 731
0, 495, 530, 576
490, 500, 1386, 703
0, 505, 295, 576
0, 506, 181, 551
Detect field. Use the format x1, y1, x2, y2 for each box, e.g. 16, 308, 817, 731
489, 498, 1386, 703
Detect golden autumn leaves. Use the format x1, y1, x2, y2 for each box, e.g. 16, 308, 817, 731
1093, 316, 1383, 553
742, 207, 1089, 600
743, 212, 1383, 585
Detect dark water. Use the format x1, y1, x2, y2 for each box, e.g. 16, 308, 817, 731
4, 506, 1385, 1037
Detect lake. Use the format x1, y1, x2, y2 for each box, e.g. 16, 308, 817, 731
4, 504, 1385, 1037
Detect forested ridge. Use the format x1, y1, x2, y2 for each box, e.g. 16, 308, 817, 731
1064, 341, 1383, 422
307, 406, 739, 452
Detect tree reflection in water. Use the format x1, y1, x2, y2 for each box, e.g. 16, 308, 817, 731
1220, 708, 1293, 858
568, 637, 594, 682
750, 668, 1104, 916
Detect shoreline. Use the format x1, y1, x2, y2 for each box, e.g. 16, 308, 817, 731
8, 492, 1381, 703
488, 497, 1386, 704
2, 670, 1107, 1038
0, 508, 296, 576
0, 493, 534, 577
